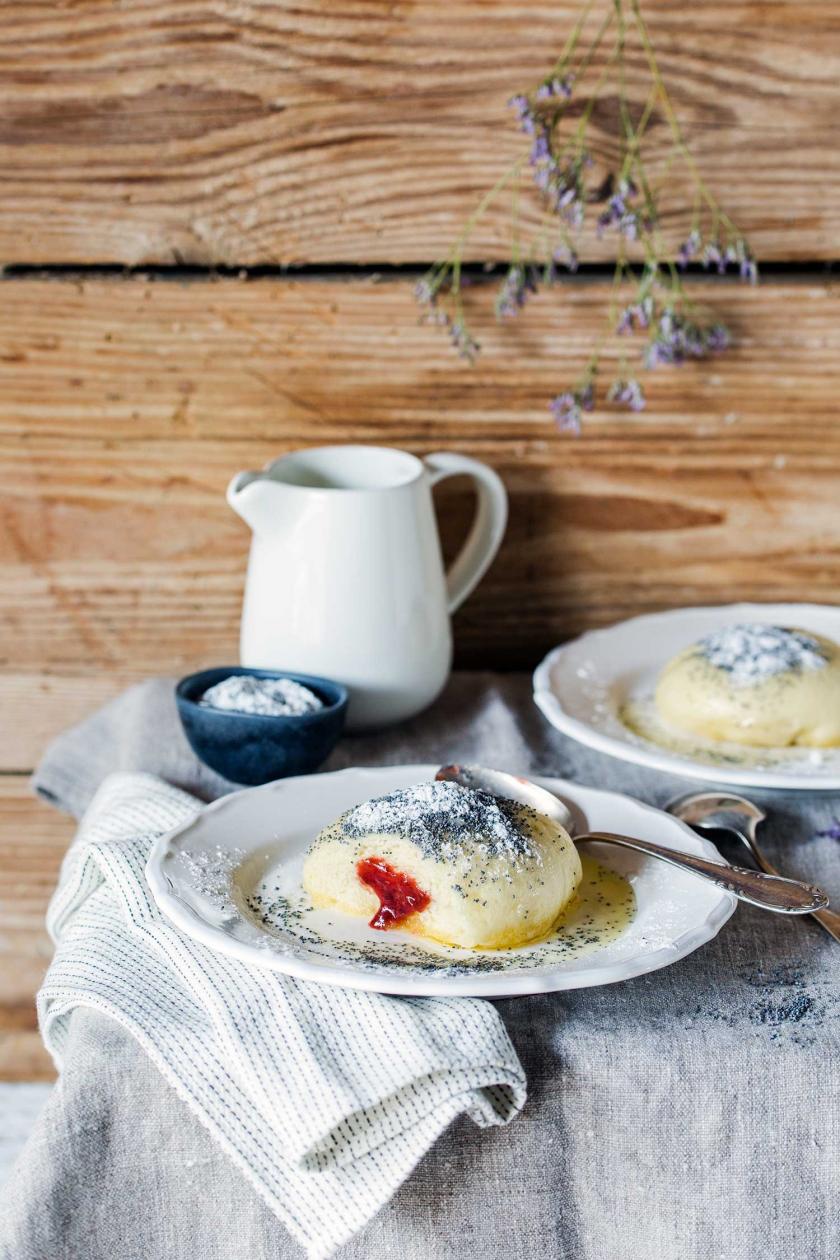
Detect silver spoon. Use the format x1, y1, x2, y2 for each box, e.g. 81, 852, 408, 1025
435, 764, 829, 915
666, 791, 840, 944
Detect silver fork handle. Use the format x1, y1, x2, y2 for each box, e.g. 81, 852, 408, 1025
578, 832, 829, 914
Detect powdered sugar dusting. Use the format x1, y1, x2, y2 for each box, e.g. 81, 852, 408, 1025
199, 674, 323, 717
698, 624, 828, 686
339, 780, 539, 867
177, 845, 245, 912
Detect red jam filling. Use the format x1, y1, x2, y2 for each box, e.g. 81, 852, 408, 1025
356, 857, 431, 930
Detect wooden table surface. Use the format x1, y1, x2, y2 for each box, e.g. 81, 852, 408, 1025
3, 0, 840, 1085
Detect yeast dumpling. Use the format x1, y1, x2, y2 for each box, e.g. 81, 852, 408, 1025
302, 780, 582, 950
655, 624, 840, 748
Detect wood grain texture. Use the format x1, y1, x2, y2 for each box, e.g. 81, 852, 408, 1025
0, 672, 149, 771
1, 1, 838, 263
0, 777, 69, 1081
2, 272, 840, 774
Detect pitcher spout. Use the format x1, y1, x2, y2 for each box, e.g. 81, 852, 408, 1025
226, 470, 278, 535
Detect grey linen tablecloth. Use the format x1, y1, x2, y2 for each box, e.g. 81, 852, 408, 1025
4, 673, 840, 1259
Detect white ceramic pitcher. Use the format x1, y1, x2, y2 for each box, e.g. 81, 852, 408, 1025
227, 445, 507, 730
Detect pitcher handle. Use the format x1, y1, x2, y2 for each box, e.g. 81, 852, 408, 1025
424, 453, 508, 614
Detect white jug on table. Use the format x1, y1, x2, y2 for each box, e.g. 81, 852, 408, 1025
227, 445, 507, 730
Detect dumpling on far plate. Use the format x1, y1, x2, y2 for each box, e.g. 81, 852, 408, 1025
655, 623, 840, 748
302, 779, 581, 950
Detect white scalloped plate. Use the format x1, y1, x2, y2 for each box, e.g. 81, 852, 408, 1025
534, 602, 840, 791
145, 764, 735, 998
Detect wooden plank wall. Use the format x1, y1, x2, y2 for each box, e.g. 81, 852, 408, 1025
2, 1, 840, 1077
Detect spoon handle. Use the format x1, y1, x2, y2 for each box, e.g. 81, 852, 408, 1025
734, 836, 840, 941
577, 832, 829, 914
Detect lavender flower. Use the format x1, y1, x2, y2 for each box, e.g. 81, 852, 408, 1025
415, 277, 458, 339
416, 270, 480, 357
543, 153, 590, 228
677, 229, 702, 268
448, 319, 479, 361
509, 93, 536, 135
536, 76, 573, 101
702, 237, 758, 282
645, 310, 700, 366
543, 245, 578, 286
414, 267, 454, 316
616, 294, 655, 334
496, 263, 538, 318
550, 381, 594, 434
702, 240, 724, 272
645, 309, 730, 367
597, 178, 645, 240
553, 244, 579, 273
732, 238, 759, 284
705, 322, 731, 351
414, 277, 438, 310
530, 131, 551, 165
608, 378, 646, 411
675, 231, 755, 283
740, 257, 758, 283
562, 197, 585, 231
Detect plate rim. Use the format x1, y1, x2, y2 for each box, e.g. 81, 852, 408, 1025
533, 601, 840, 791
145, 763, 736, 998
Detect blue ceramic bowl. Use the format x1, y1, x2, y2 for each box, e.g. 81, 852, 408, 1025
175, 667, 348, 786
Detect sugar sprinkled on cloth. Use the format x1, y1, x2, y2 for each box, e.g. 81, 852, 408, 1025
698, 624, 828, 685
200, 674, 323, 717
339, 780, 539, 866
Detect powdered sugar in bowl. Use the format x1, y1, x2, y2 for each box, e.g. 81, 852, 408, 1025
176, 667, 348, 786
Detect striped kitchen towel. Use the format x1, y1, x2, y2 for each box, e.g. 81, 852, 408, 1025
39, 772, 526, 1259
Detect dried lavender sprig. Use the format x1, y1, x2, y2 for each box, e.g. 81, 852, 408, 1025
496, 263, 539, 318
550, 379, 595, 434
553, 243, 579, 273
677, 228, 702, 267
449, 319, 480, 361
644, 307, 730, 368
616, 292, 654, 333
415, 0, 757, 432
608, 377, 646, 410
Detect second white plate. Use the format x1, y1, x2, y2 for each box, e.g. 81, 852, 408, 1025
534, 602, 840, 790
